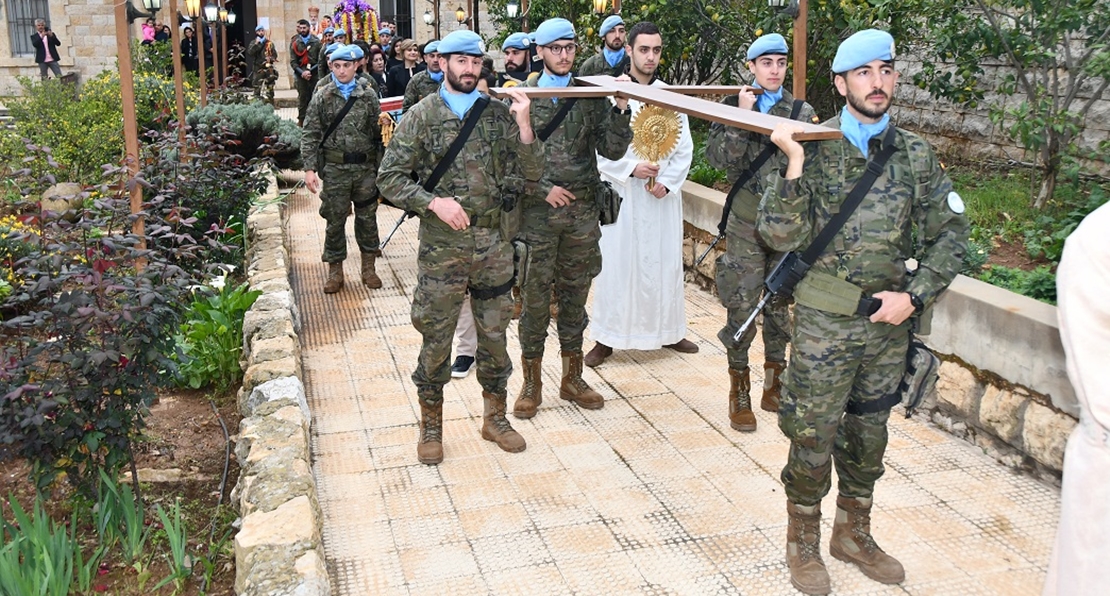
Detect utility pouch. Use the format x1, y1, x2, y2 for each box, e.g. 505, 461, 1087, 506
499, 193, 521, 241
596, 180, 622, 226
899, 336, 940, 418
512, 239, 532, 289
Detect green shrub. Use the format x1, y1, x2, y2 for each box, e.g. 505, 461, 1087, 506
961, 236, 991, 277
0, 146, 220, 494
1023, 186, 1109, 263
0, 495, 103, 596
186, 101, 302, 168
174, 279, 260, 392
977, 265, 1057, 305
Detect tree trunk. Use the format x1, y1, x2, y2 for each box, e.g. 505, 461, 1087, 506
1033, 167, 1057, 210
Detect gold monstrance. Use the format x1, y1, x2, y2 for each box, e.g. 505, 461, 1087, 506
630, 104, 681, 191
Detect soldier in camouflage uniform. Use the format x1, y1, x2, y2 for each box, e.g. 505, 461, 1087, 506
513, 18, 633, 419
290, 19, 322, 126
246, 25, 278, 104
707, 33, 818, 434
401, 40, 442, 111
377, 30, 543, 465
758, 30, 968, 595
578, 14, 628, 77
300, 44, 384, 294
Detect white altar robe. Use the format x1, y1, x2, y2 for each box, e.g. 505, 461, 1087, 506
589, 83, 694, 350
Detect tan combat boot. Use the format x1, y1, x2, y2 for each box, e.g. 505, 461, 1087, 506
728, 367, 757, 432
560, 350, 604, 409
481, 392, 527, 453
360, 252, 382, 289
762, 360, 785, 412
417, 402, 443, 465
513, 356, 543, 419
787, 501, 831, 595
323, 262, 344, 294
830, 496, 905, 585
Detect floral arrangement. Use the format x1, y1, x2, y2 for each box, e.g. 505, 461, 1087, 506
333, 0, 380, 43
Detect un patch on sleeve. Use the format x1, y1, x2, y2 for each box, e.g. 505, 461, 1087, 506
947, 191, 965, 214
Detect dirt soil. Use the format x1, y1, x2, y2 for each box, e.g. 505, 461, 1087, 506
986, 236, 1052, 271
0, 387, 242, 595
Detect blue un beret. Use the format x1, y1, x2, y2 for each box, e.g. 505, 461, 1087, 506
423, 40, 440, 54
329, 44, 363, 62
746, 33, 788, 62
502, 32, 530, 51
832, 29, 895, 74
437, 30, 485, 57
379, 28, 392, 36
534, 18, 575, 46
323, 27, 334, 35
324, 42, 340, 56
599, 15, 624, 37
333, 28, 346, 38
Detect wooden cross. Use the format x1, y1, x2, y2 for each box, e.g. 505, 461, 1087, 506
491, 75, 842, 141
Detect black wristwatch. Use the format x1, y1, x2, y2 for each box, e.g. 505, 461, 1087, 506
909, 293, 924, 313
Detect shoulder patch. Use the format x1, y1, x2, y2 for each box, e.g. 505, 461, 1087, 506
947, 191, 965, 214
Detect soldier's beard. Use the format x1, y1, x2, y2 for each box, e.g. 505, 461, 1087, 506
446, 68, 478, 93
846, 87, 891, 121
605, 37, 624, 51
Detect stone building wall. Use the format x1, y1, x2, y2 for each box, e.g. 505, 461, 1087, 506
891, 55, 1109, 177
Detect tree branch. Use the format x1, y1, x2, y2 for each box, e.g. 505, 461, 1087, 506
975, 0, 1038, 101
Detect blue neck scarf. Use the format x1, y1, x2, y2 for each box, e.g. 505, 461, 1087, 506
840, 106, 890, 159
429, 70, 444, 82
754, 83, 783, 114
299, 34, 312, 45
539, 71, 572, 103
439, 86, 480, 120
603, 46, 625, 68
332, 74, 358, 99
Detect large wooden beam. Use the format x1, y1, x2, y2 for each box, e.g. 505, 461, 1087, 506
489, 85, 760, 99
493, 76, 840, 141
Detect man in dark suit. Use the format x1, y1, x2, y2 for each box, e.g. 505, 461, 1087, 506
32, 18, 63, 80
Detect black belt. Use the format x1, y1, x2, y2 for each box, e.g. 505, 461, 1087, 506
324, 150, 369, 165
855, 296, 883, 317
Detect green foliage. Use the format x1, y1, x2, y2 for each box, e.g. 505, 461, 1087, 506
0, 495, 87, 596
688, 124, 726, 188
913, 0, 1110, 207
1024, 186, 1110, 262
948, 165, 1037, 242
961, 236, 991, 277
0, 147, 216, 495
978, 264, 1057, 305
185, 100, 302, 168
152, 500, 192, 592
96, 470, 151, 566
175, 280, 260, 392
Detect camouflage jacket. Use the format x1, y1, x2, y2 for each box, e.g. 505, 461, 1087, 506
377, 93, 544, 233
316, 45, 331, 78
300, 78, 383, 172
246, 38, 277, 72
402, 70, 442, 111
578, 52, 627, 77
524, 76, 632, 201
289, 34, 322, 77
706, 89, 817, 223
757, 118, 969, 307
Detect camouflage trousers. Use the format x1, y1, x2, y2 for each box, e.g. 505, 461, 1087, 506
411, 225, 515, 404
252, 68, 277, 104
318, 163, 380, 263
779, 304, 909, 506
518, 197, 602, 359
715, 213, 791, 370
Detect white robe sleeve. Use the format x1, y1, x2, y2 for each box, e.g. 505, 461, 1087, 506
597, 98, 641, 187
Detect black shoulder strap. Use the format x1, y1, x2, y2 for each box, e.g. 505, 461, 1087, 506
422, 95, 490, 193
538, 97, 578, 142
320, 93, 358, 148
799, 125, 899, 265
716, 99, 806, 235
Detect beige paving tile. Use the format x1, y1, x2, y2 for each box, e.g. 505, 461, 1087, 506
285, 188, 1061, 595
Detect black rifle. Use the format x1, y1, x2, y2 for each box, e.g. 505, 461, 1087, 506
730, 126, 898, 347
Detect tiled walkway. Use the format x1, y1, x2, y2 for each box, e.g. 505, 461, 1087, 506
286, 186, 1059, 595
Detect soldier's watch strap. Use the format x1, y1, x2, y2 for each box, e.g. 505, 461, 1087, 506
716, 99, 805, 236
422, 94, 490, 193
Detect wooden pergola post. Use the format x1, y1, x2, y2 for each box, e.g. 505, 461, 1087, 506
114, 0, 145, 249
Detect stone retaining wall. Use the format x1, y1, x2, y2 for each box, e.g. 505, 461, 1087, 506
679, 180, 1077, 479
230, 177, 330, 596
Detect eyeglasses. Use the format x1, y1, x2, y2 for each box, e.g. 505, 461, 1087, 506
544, 43, 578, 55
